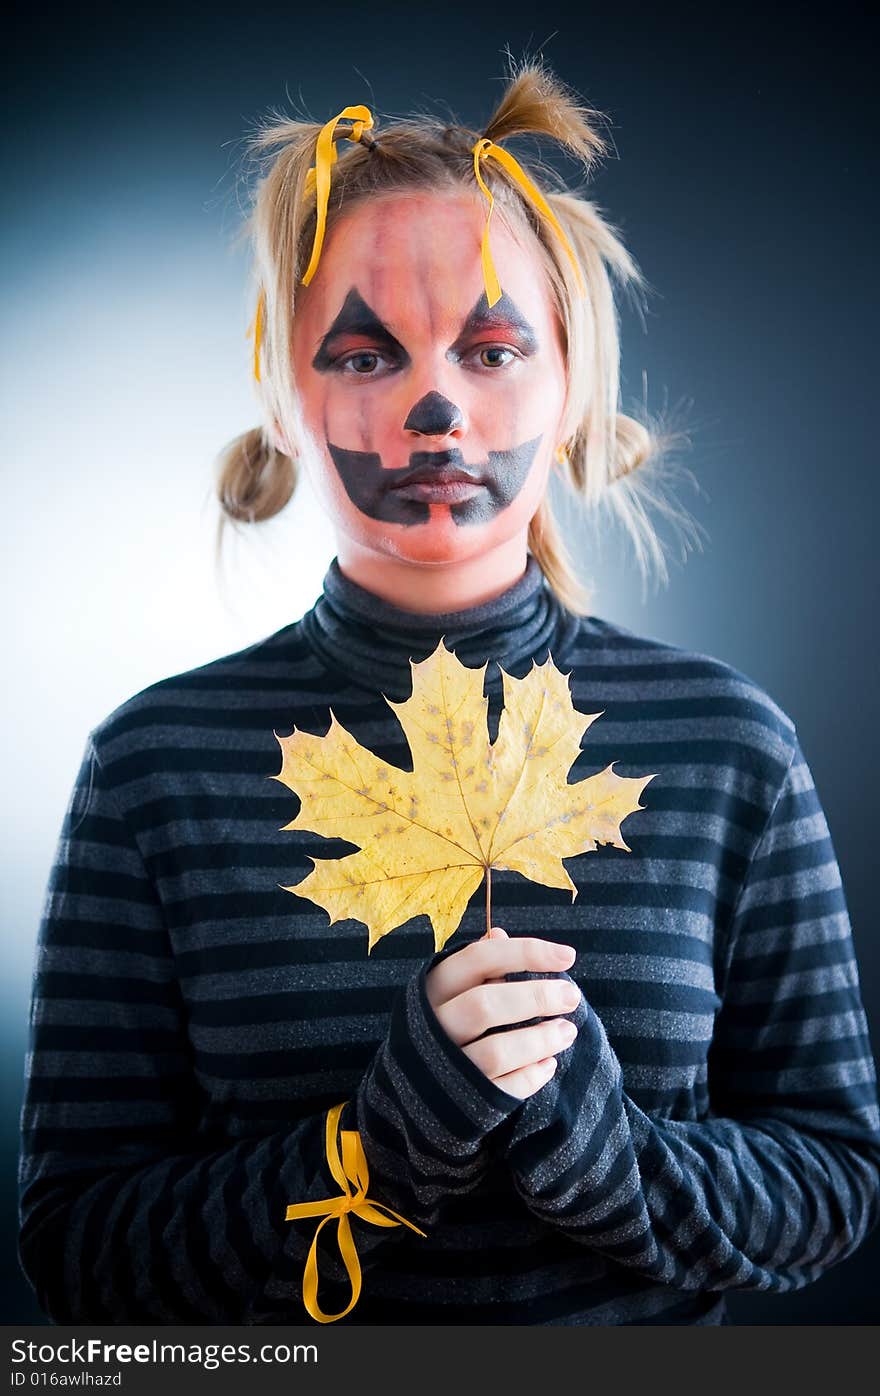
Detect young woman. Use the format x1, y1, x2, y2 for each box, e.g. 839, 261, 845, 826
18, 64, 880, 1326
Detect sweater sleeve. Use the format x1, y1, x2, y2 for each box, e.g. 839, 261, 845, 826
496, 733, 880, 1292
17, 736, 520, 1324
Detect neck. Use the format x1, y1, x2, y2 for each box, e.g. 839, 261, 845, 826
334, 535, 530, 614
300, 551, 583, 701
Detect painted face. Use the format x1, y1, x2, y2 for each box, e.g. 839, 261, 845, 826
291, 190, 567, 568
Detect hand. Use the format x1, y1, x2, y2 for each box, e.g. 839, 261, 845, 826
425, 927, 580, 1100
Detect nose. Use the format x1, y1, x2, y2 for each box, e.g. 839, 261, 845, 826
403, 391, 464, 437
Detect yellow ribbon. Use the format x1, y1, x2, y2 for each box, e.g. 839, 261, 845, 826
246, 118, 584, 380
245, 105, 373, 384
285, 1101, 426, 1324
301, 104, 375, 287
246, 287, 265, 383
471, 136, 585, 307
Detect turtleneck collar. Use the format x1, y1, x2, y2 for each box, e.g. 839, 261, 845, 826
299, 556, 582, 700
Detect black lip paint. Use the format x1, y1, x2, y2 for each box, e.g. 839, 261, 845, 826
328, 437, 543, 526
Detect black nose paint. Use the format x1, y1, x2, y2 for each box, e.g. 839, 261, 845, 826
403, 392, 464, 435
327, 436, 543, 526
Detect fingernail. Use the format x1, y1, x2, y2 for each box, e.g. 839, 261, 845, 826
554, 944, 576, 961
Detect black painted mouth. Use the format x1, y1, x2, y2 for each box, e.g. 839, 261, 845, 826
327, 436, 543, 527
391, 451, 483, 488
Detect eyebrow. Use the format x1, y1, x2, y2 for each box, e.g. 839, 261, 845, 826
447, 292, 539, 358
312, 288, 410, 371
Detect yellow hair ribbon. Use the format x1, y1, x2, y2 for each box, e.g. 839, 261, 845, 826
246, 287, 266, 383
472, 136, 585, 307
301, 104, 374, 287
285, 1101, 426, 1324
245, 107, 373, 384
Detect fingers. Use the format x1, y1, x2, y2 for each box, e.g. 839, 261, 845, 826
434, 977, 581, 1047
427, 932, 576, 1010
423, 928, 582, 1102
463, 1016, 578, 1081
492, 1055, 559, 1101
484, 924, 508, 982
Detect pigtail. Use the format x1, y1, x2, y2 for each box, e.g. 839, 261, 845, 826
214, 426, 298, 575
482, 60, 608, 172
213, 119, 323, 552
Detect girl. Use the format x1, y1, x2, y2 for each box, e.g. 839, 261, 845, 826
18, 63, 880, 1326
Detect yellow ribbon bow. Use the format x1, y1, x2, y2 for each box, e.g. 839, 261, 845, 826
246, 105, 373, 384
471, 136, 585, 307
301, 104, 375, 287
285, 1101, 426, 1324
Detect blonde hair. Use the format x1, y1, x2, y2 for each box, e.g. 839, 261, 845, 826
216, 59, 704, 612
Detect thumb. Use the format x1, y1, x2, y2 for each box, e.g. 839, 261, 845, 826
487, 926, 509, 941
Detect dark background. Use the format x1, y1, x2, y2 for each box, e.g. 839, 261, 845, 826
5, 0, 878, 1325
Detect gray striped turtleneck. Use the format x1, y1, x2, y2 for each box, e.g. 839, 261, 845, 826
300, 555, 580, 699
18, 557, 880, 1325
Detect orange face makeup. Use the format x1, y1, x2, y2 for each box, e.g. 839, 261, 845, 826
291, 190, 567, 569
315, 288, 543, 526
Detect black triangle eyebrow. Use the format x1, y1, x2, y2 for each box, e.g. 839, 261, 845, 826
311, 287, 539, 372
446, 292, 539, 358
312, 288, 410, 371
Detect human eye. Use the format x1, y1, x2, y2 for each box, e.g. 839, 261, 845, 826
334, 348, 397, 377
470, 344, 520, 370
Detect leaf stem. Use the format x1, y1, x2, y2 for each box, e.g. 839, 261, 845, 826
485, 863, 492, 937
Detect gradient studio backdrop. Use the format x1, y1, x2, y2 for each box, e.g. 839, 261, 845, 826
4, 0, 878, 1325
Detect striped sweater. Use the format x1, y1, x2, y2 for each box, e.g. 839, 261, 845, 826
18, 557, 880, 1324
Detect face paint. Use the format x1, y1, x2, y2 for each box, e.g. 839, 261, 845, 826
311, 288, 410, 373
403, 392, 464, 435
446, 292, 539, 360
290, 191, 568, 593
328, 436, 542, 525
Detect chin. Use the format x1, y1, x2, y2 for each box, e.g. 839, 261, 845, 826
373, 519, 517, 566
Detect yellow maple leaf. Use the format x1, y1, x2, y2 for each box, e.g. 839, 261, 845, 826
271, 640, 656, 953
